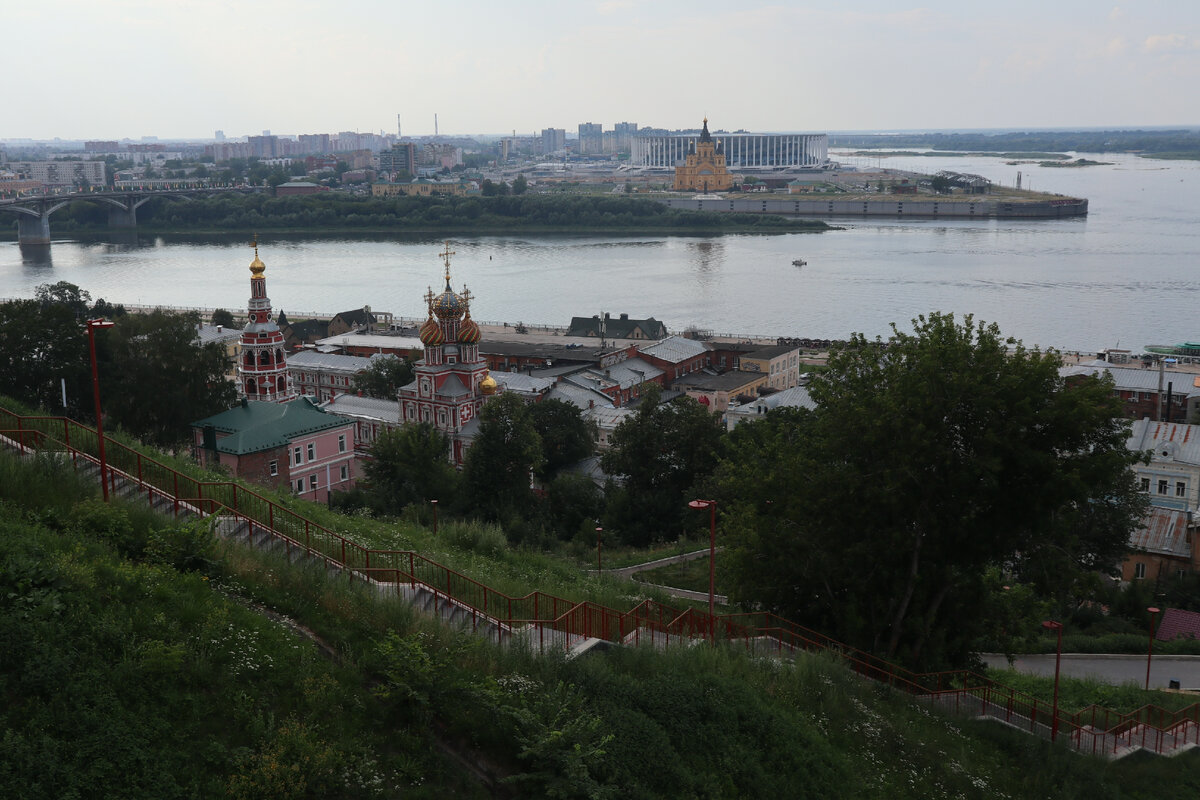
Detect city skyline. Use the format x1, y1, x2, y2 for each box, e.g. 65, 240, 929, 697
5, 1, 1199, 141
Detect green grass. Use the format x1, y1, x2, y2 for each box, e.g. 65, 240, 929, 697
986, 669, 1199, 716
6, 446, 1200, 797
632, 554, 734, 597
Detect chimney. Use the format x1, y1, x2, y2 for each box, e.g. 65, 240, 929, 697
620, 313, 629, 320
217, 324, 223, 333
240, 397, 248, 408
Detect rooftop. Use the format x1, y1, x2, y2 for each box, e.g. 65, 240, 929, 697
192, 397, 351, 455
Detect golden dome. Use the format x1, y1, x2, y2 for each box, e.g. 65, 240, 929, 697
249, 237, 266, 277
480, 373, 498, 396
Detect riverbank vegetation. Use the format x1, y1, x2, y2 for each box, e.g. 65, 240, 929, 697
832, 129, 1200, 158
3, 448, 1199, 798
0, 193, 831, 238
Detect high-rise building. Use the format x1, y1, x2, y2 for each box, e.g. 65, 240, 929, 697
612, 122, 638, 153
577, 122, 603, 155
238, 242, 296, 403
379, 142, 416, 177
541, 128, 566, 154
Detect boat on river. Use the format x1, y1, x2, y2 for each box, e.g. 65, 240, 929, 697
792, 258, 806, 267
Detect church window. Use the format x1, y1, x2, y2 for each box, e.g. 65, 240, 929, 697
259, 351, 270, 365
276, 376, 285, 392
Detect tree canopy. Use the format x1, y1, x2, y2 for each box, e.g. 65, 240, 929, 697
713, 313, 1146, 669
460, 392, 542, 523
362, 423, 459, 515
351, 355, 414, 400
600, 385, 725, 546
528, 398, 594, 480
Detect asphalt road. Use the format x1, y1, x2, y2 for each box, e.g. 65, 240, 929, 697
981, 653, 1200, 690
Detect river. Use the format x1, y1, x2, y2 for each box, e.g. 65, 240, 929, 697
2, 151, 1197, 353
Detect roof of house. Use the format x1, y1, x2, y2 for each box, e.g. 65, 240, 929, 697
1126, 419, 1200, 466
480, 340, 606, 361
546, 381, 615, 411
491, 371, 554, 395
566, 314, 668, 340
313, 333, 424, 352
287, 350, 375, 372
1062, 364, 1200, 397
742, 344, 799, 361
638, 335, 708, 364
195, 324, 241, 346
1156, 608, 1200, 642
583, 358, 664, 391
675, 370, 766, 392
321, 394, 402, 424
1128, 506, 1193, 559
585, 404, 635, 429
192, 397, 350, 455
283, 319, 330, 342
333, 307, 376, 326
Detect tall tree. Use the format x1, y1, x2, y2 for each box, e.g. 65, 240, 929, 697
101, 311, 236, 449
713, 313, 1146, 669
0, 298, 91, 416
460, 392, 542, 523
528, 398, 593, 480
351, 355, 414, 400
600, 385, 725, 546
363, 423, 458, 515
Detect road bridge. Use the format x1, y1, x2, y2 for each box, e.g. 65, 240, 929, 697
0, 187, 256, 244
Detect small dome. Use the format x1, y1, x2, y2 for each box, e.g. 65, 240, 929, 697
419, 316, 444, 346
480, 373, 498, 396
249, 254, 266, 277
458, 314, 481, 344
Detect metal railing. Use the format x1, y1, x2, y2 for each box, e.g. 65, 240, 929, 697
2, 403, 1198, 757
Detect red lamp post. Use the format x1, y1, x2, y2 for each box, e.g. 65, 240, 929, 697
430, 499, 438, 535
1042, 619, 1063, 742
1146, 606, 1162, 690
688, 499, 717, 642
86, 318, 115, 501
595, 526, 603, 573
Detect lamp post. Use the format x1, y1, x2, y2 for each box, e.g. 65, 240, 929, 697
1146, 606, 1161, 690
1042, 620, 1063, 742
430, 499, 438, 535
595, 526, 603, 573
86, 318, 115, 501
688, 499, 717, 642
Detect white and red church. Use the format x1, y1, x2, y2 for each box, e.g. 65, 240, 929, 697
238, 241, 297, 403
396, 244, 498, 465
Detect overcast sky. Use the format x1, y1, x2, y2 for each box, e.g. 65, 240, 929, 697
6, 0, 1198, 141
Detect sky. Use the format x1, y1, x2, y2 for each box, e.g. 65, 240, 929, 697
5, 0, 1199, 141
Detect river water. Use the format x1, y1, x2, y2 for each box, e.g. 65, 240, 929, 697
2, 152, 1197, 353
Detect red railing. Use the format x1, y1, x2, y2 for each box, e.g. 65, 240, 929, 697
3, 404, 1198, 757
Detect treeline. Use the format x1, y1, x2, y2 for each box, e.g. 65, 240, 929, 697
14, 192, 827, 234
831, 128, 1200, 155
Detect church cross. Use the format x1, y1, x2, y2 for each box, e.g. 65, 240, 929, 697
439, 241, 455, 284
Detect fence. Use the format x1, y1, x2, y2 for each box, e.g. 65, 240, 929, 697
2, 403, 1197, 758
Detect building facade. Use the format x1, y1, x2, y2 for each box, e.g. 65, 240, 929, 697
238, 244, 297, 402
396, 245, 497, 465
674, 119, 735, 193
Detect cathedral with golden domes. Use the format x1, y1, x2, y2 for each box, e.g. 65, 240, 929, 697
673, 118, 735, 193
396, 243, 497, 465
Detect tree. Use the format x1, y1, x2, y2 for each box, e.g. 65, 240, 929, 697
600, 385, 725, 546
460, 392, 542, 523
351, 355, 414, 400
512, 173, 528, 195
210, 309, 237, 329
714, 313, 1146, 669
363, 424, 458, 515
528, 399, 593, 480
36, 281, 91, 316
0, 298, 91, 416
101, 311, 236, 448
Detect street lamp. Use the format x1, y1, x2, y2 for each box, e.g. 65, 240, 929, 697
1146, 606, 1162, 691
595, 526, 603, 573
430, 499, 438, 536
689, 498, 717, 642
1042, 619, 1063, 742
86, 318, 115, 501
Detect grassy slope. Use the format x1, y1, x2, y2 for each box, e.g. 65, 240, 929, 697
4, 451, 1200, 798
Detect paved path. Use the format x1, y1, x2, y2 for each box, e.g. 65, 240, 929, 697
598, 548, 730, 604
981, 653, 1200, 690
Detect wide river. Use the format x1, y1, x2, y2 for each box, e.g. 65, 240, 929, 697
2, 151, 1197, 353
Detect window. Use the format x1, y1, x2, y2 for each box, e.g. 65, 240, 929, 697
269, 460, 278, 477
295, 479, 304, 493
1141, 477, 1151, 492
340, 464, 348, 481
1158, 479, 1168, 495
1134, 562, 1146, 579
1177, 482, 1187, 498
310, 475, 318, 490
307, 442, 315, 461
338, 434, 346, 453
293, 446, 303, 466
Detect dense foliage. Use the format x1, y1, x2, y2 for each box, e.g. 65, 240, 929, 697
3, 192, 828, 236
713, 313, 1147, 670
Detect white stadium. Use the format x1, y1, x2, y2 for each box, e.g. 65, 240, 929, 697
630, 132, 829, 170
